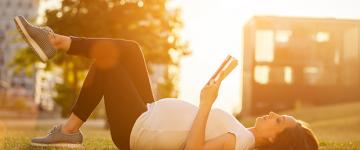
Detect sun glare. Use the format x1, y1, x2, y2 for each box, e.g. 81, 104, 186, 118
316, 32, 330, 42
175, 0, 360, 113
38, 0, 360, 113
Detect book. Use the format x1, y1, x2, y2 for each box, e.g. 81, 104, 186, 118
206, 55, 238, 85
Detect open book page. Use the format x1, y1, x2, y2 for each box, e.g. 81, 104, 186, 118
206, 55, 238, 85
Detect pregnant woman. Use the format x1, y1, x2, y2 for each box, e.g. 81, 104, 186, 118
14, 16, 318, 150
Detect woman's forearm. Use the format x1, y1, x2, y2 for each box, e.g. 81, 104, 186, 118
185, 78, 220, 150
184, 103, 212, 150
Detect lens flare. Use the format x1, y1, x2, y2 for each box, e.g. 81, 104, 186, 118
90, 41, 120, 70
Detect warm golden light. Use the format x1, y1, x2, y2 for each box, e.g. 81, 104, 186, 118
255, 30, 274, 62
316, 32, 330, 42
137, 1, 144, 7
167, 36, 175, 44
254, 65, 269, 84
284, 66, 292, 84
176, 0, 360, 113
276, 30, 292, 43
90, 41, 120, 70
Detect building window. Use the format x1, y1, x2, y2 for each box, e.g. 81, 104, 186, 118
303, 66, 337, 86
343, 27, 359, 61
315, 32, 330, 43
254, 65, 269, 84
275, 30, 292, 43
254, 65, 294, 85
284, 66, 292, 84
255, 30, 274, 62
341, 27, 360, 86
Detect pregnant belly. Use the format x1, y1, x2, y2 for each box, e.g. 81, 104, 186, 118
135, 129, 189, 150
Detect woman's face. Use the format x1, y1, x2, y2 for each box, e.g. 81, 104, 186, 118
254, 112, 297, 142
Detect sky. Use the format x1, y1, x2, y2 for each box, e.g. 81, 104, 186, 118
41, 0, 360, 114
171, 0, 360, 114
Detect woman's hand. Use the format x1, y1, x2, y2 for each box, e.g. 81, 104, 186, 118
186, 78, 222, 150
200, 79, 222, 107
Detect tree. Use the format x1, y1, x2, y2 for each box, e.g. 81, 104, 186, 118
12, 0, 190, 117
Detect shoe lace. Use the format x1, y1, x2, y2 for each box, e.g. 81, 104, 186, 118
41, 26, 55, 39
48, 125, 60, 135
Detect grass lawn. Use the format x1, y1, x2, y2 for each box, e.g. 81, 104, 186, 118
1, 101, 360, 149
0, 126, 116, 150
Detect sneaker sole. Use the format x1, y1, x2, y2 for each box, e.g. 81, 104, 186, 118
30, 142, 82, 148
14, 16, 49, 62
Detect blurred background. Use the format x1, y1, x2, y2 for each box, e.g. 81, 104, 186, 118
0, 0, 359, 149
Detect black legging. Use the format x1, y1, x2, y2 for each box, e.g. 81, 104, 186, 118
67, 37, 155, 149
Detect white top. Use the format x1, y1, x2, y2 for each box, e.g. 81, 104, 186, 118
130, 98, 255, 150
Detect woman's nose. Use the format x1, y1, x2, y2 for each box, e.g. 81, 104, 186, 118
269, 111, 280, 118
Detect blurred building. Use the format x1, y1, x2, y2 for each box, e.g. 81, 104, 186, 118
242, 16, 360, 115
0, 0, 40, 103
0, 0, 60, 113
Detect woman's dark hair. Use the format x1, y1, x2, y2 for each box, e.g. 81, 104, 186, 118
258, 121, 319, 150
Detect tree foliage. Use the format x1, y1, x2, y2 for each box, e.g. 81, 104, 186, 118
12, 0, 189, 117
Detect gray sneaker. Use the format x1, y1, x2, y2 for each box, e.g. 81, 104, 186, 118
14, 16, 57, 62
31, 125, 83, 148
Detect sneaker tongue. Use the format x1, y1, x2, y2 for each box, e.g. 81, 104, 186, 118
48, 125, 62, 135
41, 26, 53, 32
41, 26, 55, 39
